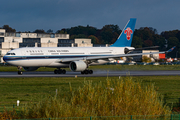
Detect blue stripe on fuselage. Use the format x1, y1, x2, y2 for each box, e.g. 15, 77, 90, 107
3, 55, 110, 62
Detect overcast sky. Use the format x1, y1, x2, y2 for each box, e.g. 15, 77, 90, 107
0, 0, 180, 34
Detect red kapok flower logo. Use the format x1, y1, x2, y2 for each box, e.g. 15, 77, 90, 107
124, 27, 133, 40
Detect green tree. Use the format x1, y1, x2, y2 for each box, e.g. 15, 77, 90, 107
137, 27, 154, 41
56, 29, 67, 34
144, 40, 153, 47
46, 29, 53, 33
33, 29, 46, 33
153, 35, 166, 51
161, 30, 179, 40
133, 27, 156, 47
167, 37, 179, 49
69, 25, 97, 36
142, 56, 151, 63
176, 31, 180, 40
167, 37, 179, 57
70, 34, 87, 39
88, 35, 100, 44
100, 29, 114, 44
100, 25, 121, 44
131, 36, 143, 48
2, 25, 16, 32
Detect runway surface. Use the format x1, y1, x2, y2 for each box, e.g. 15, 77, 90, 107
0, 70, 180, 77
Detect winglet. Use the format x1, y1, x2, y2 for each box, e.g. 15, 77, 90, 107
167, 46, 176, 53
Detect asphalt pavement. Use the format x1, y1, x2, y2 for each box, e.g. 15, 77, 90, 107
0, 70, 179, 77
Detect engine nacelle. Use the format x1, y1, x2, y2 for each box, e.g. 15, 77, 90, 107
69, 61, 87, 72
23, 67, 39, 71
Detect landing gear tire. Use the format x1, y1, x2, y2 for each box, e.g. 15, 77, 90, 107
88, 70, 93, 74
18, 71, 22, 75
54, 69, 66, 74
84, 70, 88, 74
54, 70, 58, 74
62, 69, 66, 74
57, 69, 62, 74
81, 70, 93, 74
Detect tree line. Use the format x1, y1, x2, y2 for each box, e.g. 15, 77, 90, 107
1, 24, 180, 57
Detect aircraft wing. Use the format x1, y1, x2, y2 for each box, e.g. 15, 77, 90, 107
58, 46, 175, 62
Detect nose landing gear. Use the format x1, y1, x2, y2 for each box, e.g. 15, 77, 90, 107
17, 66, 22, 75
18, 71, 22, 75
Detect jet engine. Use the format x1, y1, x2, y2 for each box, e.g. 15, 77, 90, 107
69, 61, 87, 72
23, 67, 39, 71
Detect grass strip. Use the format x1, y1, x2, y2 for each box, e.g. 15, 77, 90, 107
0, 76, 180, 106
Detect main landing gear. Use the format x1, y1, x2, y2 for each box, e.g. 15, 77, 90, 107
81, 70, 93, 74
54, 69, 66, 74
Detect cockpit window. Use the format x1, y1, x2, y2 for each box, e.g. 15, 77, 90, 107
6, 53, 16, 55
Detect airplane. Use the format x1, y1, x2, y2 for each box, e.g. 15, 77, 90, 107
3, 18, 175, 75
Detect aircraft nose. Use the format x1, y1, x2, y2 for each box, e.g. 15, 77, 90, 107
3, 55, 8, 62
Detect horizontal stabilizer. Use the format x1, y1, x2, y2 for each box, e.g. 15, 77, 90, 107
167, 46, 176, 53
132, 46, 159, 51
125, 46, 160, 54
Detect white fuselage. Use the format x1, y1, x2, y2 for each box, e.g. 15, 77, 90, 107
3, 47, 134, 67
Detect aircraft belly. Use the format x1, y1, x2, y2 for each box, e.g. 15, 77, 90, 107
47, 61, 69, 67
7, 59, 58, 67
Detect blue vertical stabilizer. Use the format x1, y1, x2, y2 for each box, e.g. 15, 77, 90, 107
110, 18, 136, 47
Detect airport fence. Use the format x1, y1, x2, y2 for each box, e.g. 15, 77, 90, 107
0, 104, 25, 113
3, 114, 180, 120
0, 105, 180, 120
1, 98, 180, 120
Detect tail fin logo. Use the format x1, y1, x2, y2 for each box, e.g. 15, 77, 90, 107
124, 27, 133, 40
